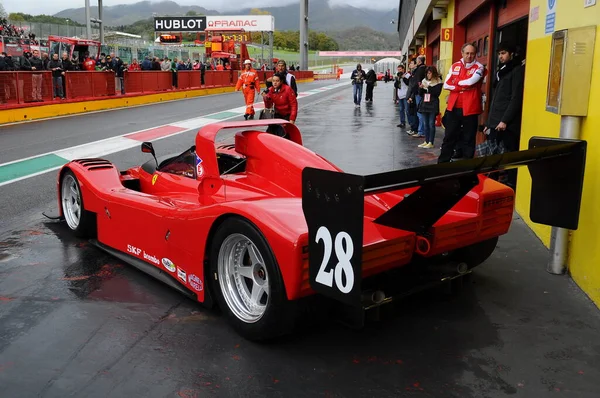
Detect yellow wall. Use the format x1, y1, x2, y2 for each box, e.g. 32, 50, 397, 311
437, 0, 456, 105
518, 1, 600, 304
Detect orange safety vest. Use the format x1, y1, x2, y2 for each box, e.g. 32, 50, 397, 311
445, 59, 486, 116
236, 69, 259, 92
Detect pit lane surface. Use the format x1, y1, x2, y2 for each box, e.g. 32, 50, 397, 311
1, 83, 600, 398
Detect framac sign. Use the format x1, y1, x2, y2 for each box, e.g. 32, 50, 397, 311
154, 17, 207, 32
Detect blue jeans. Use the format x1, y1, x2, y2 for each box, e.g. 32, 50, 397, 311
422, 111, 437, 144
398, 97, 407, 124
353, 83, 363, 105
416, 95, 425, 136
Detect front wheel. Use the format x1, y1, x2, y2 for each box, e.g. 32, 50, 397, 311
210, 217, 296, 341
60, 170, 96, 238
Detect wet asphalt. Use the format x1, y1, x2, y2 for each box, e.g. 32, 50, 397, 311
1, 80, 600, 398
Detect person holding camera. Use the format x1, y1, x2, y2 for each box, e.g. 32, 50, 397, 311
260, 72, 298, 124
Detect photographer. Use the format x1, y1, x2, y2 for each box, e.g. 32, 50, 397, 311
261, 72, 298, 124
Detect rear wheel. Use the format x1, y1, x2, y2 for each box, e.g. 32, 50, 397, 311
210, 217, 296, 341
60, 170, 96, 238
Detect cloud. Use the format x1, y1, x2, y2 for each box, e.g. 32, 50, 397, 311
3, 0, 399, 16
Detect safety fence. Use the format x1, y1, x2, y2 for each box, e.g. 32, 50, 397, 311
0, 70, 322, 107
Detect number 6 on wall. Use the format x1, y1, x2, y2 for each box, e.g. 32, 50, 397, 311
315, 226, 355, 293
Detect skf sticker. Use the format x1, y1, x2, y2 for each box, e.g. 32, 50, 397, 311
188, 274, 203, 292
162, 258, 176, 273
177, 267, 187, 283
152, 174, 158, 185
195, 155, 204, 178
128, 244, 159, 265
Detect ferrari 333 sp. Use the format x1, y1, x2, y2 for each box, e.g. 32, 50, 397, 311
55, 119, 586, 341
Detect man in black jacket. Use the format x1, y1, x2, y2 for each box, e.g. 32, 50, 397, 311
484, 43, 525, 188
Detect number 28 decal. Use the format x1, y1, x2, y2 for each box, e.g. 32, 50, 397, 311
315, 226, 355, 293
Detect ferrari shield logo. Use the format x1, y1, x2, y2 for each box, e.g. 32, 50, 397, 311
152, 174, 158, 185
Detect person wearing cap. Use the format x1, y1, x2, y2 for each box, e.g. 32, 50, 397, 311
235, 59, 260, 120
481, 42, 525, 188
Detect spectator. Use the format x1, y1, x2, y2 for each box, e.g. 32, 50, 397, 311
152, 57, 161, 70
395, 65, 409, 128
438, 43, 486, 163
161, 57, 171, 72
128, 58, 141, 71
365, 68, 377, 102
21, 50, 44, 102
141, 56, 152, 70
48, 53, 64, 100
61, 52, 72, 97
82, 52, 95, 71
416, 66, 443, 149
406, 56, 427, 138
116, 61, 128, 95
261, 72, 298, 124
350, 63, 366, 107
266, 60, 298, 97
479, 42, 525, 188
41, 52, 49, 70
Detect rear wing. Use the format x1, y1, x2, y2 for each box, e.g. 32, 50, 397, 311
301, 137, 586, 306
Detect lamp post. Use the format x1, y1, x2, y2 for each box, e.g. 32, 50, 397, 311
66, 18, 70, 37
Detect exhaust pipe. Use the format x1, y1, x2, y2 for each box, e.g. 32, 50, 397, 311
362, 290, 386, 305
415, 236, 431, 256
457, 262, 469, 274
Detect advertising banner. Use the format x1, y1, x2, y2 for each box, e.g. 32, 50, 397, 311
154, 17, 207, 32
205, 15, 275, 32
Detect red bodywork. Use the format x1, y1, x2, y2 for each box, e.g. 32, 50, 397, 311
56, 120, 515, 303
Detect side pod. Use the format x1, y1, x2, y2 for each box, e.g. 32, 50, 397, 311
301, 137, 587, 306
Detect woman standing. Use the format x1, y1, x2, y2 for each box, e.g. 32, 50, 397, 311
261, 72, 298, 124
416, 66, 443, 149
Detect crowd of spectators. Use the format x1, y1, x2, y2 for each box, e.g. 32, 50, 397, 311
0, 18, 38, 44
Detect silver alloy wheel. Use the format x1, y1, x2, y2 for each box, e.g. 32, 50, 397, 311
61, 174, 82, 230
218, 233, 270, 323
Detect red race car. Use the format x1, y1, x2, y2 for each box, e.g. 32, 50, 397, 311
55, 120, 586, 341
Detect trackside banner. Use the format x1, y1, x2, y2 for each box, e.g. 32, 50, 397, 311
206, 15, 275, 32
154, 17, 207, 32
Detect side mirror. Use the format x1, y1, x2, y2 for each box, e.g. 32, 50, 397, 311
141, 142, 158, 168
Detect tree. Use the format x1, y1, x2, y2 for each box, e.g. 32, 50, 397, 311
0, 2, 7, 19
185, 11, 197, 16
8, 12, 24, 21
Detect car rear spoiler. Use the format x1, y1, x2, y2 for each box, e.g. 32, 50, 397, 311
301, 137, 586, 306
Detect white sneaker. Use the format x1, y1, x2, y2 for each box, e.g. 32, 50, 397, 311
423, 143, 434, 149
418, 142, 428, 148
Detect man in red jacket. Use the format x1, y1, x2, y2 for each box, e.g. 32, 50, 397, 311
261, 72, 298, 124
438, 43, 486, 163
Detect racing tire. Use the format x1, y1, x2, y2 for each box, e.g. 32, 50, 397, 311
60, 170, 96, 238
209, 217, 296, 341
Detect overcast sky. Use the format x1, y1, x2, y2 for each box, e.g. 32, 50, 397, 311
3, 0, 399, 16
